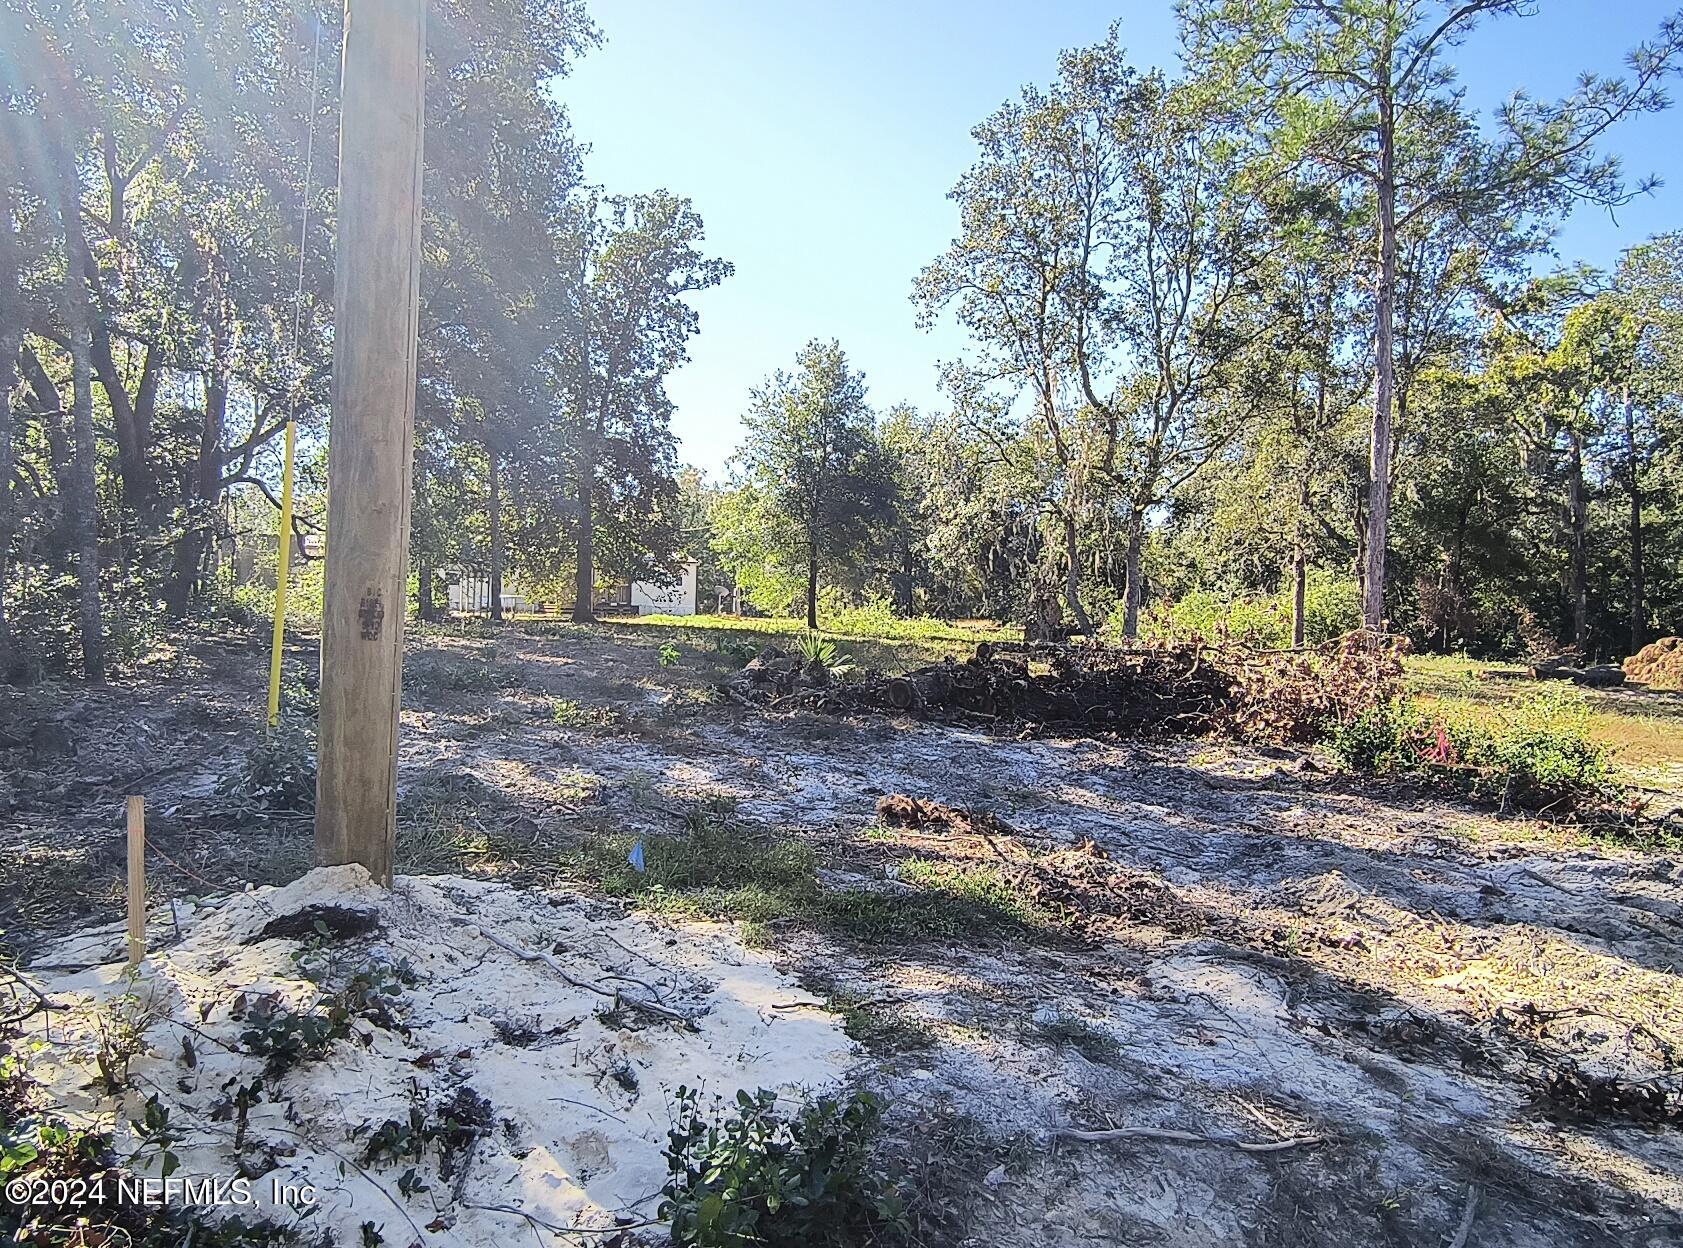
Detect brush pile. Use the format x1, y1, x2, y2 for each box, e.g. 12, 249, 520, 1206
728, 632, 1404, 743
1624, 636, 1683, 690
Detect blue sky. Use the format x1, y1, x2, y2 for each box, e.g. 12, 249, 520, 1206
560, 0, 1683, 478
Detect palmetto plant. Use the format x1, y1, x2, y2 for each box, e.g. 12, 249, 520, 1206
797, 632, 856, 679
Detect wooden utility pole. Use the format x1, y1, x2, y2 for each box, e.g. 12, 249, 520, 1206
316, 0, 426, 885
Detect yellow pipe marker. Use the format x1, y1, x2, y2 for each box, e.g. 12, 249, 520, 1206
266, 419, 299, 727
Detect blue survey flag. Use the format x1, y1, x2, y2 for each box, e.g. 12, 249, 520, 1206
627, 840, 646, 874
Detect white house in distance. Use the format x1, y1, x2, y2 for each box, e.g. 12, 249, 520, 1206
628, 561, 699, 615
442, 560, 699, 617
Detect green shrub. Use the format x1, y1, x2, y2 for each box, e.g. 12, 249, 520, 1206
404, 647, 518, 697
218, 713, 317, 812
1327, 688, 1619, 812
1130, 571, 1361, 649
1133, 588, 1290, 648
660, 1086, 906, 1248
1300, 570, 1363, 644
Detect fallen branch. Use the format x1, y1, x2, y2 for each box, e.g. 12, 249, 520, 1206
465, 1201, 663, 1240
1447, 1184, 1480, 1248
1053, 1125, 1324, 1153
0, 966, 66, 1027
463, 922, 693, 1026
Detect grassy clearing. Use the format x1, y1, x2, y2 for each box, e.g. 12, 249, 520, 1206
1403, 655, 1683, 796
563, 811, 1059, 946
618, 613, 1016, 673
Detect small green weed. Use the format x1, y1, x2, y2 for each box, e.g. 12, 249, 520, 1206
552, 697, 620, 730
824, 989, 935, 1053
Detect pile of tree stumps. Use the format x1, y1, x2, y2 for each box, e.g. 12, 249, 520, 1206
727, 638, 1359, 739
726, 632, 1408, 743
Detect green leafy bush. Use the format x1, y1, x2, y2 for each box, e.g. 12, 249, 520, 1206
1328, 688, 1619, 812
660, 1086, 906, 1248
218, 712, 317, 812
1132, 571, 1361, 649
1300, 571, 1363, 644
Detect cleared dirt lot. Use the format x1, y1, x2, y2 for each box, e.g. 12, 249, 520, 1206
4, 622, 1681, 1246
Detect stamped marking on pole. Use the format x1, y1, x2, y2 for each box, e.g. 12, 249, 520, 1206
358, 588, 385, 640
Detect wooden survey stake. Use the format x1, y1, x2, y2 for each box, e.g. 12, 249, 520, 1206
315, 0, 427, 885
126, 795, 145, 966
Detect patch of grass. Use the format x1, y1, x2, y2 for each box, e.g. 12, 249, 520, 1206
825, 989, 936, 1054
396, 772, 540, 872
582, 812, 819, 897
565, 817, 1063, 946
404, 647, 521, 698
1030, 1010, 1120, 1065
551, 697, 620, 730
617, 613, 1015, 674
819, 862, 1054, 945
1329, 687, 1621, 813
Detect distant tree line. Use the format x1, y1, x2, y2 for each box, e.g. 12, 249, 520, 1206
4, 0, 1683, 679
709, 5, 1683, 661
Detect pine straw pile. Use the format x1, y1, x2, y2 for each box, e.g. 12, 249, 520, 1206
730, 631, 1405, 743
1624, 636, 1683, 690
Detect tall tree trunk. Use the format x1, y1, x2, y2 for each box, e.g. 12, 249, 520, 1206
1362, 81, 1396, 632
417, 556, 436, 621
1118, 506, 1144, 638
1291, 481, 1309, 648
1624, 385, 1645, 654
58, 172, 105, 681
805, 531, 819, 631
166, 349, 227, 615
896, 543, 914, 616
572, 434, 595, 623
0, 169, 18, 675
89, 318, 156, 519
487, 446, 503, 622
1567, 429, 1588, 653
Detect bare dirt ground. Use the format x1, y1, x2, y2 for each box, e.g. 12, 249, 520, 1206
4, 622, 1682, 1247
